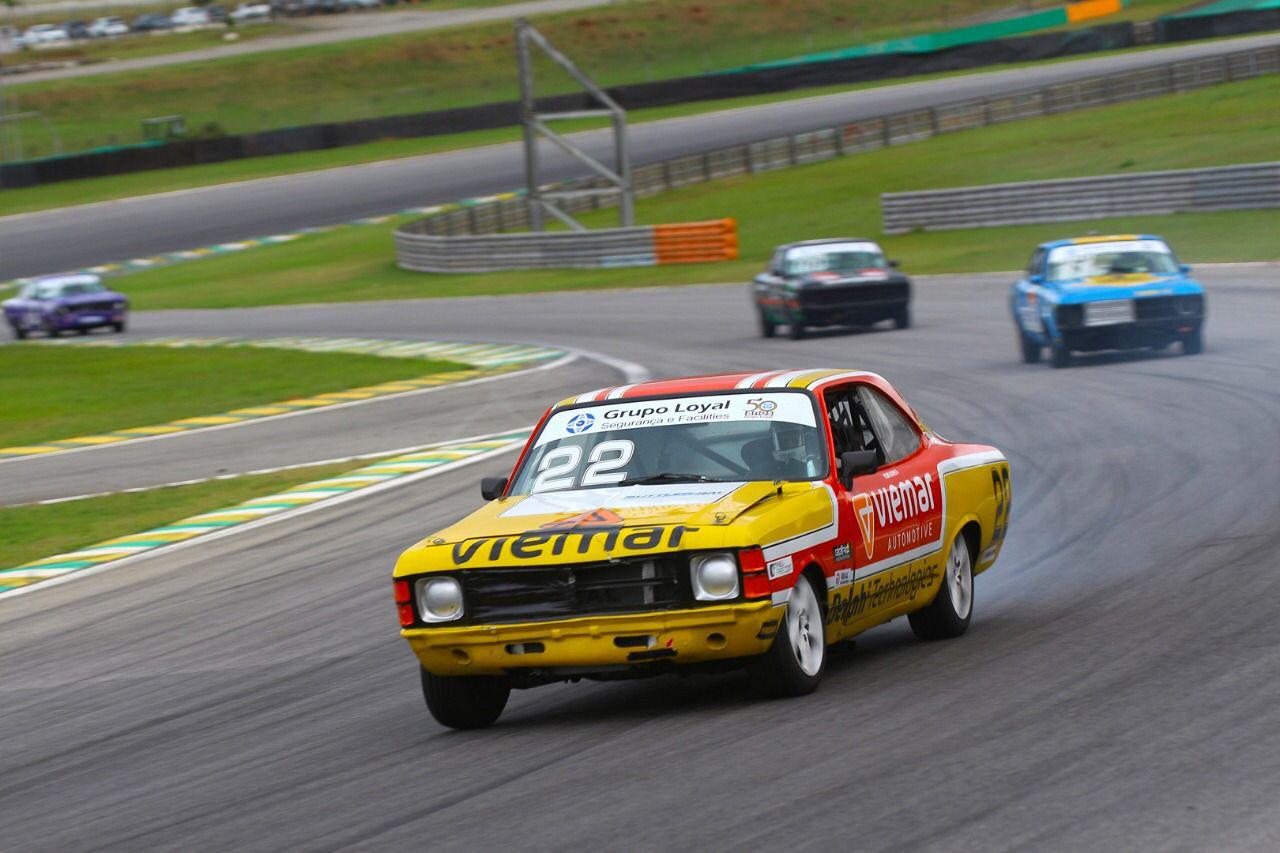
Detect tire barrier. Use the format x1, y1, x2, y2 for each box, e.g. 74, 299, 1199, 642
6, 7, 1280, 188
394, 219, 737, 273
881, 162, 1280, 233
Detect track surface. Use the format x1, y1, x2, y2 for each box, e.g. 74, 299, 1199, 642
4, 266, 1279, 849
4, 31, 1280, 280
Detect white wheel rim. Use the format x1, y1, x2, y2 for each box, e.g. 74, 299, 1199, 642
948, 537, 973, 620
787, 575, 824, 676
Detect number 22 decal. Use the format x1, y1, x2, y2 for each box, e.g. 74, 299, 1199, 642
532, 440, 635, 492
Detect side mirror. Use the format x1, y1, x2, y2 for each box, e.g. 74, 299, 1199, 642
838, 450, 879, 487
1029, 274, 1044, 285
480, 476, 508, 501
888, 259, 900, 269
1179, 263, 1191, 274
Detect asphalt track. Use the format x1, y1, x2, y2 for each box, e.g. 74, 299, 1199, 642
3, 265, 1280, 849
4, 30, 1280, 280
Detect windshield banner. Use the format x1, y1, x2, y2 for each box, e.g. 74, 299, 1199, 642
500, 482, 745, 518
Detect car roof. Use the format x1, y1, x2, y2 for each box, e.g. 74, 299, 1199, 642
1038, 234, 1164, 250
556, 368, 889, 408
777, 238, 881, 252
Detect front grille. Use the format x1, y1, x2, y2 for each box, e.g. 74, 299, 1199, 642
1134, 296, 1175, 320
457, 556, 694, 624
71, 301, 117, 313
801, 283, 905, 307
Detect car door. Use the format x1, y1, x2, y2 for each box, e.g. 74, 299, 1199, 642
822, 381, 946, 639
1013, 248, 1049, 344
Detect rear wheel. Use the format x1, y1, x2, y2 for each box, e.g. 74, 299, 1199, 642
1050, 340, 1071, 369
1180, 328, 1203, 355
1018, 331, 1042, 364
909, 534, 973, 641
420, 669, 511, 730
893, 304, 911, 330
788, 321, 806, 341
758, 311, 776, 339
11, 325, 26, 340
749, 572, 826, 697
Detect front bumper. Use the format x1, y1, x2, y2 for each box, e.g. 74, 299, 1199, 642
1059, 316, 1202, 352
403, 600, 780, 677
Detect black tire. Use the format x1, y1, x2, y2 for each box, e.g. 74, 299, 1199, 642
1018, 331, 1042, 364
909, 534, 974, 641
788, 321, 806, 341
1049, 340, 1071, 369
11, 325, 27, 340
46, 326, 61, 338
77, 327, 90, 336
113, 320, 127, 334
758, 311, 776, 339
748, 572, 826, 697
420, 668, 510, 730
1180, 328, 1203, 355
893, 304, 911, 330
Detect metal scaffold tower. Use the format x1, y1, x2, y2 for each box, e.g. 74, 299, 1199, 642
515, 18, 634, 231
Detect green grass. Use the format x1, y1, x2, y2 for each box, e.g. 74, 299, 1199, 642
1, 0, 1090, 157
0, 459, 373, 568
0, 34, 1236, 218
0, 345, 462, 447
114, 75, 1280, 310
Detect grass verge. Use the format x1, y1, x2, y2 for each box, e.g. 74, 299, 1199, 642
0, 459, 372, 568
0, 344, 462, 447
115, 75, 1280, 310
2, 0, 1154, 157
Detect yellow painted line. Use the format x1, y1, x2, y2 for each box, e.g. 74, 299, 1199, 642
0, 445, 62, 455
317, 391, 378, 400
52, 435, 129, 446
228, 406, 291, 416
171, 416, 243, 426
0, 576, 47, 589
115, 425, 186, 435
279, 399, 337, 408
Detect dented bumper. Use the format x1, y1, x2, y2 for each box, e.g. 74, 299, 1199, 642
403, 600, 780, 677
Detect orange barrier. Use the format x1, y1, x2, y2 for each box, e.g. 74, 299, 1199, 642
653, 218, 739, 265
1067, 0, 1123, 24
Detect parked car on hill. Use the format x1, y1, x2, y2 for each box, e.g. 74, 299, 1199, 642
171, 7, 212, 26
63, 20, 91, 39
752, 239, 912, 340
230, 2, 272, 21
131, 13, 174, 31
3, 275, 129, 339
87, 16, 130, 37
18, 24, 71, 46
1010, 234, 1206, 368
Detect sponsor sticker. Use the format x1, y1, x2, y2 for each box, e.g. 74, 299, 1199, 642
451, 524, 697, 565
767, 555, 794, 580
500, 483, 744, 518
833, 543, 852, 563
831, 568, 854, 589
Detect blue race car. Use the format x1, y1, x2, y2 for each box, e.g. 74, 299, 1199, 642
3, 274, 129, 339
1011, 235, 1205, 368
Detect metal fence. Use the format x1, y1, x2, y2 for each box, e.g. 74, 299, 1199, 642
881, 161, 1280, 233
395, 44, 1280, 269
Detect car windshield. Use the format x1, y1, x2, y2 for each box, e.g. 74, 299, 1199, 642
784, 242, 886, 275
33, 280, 105, 299
508, 391, 828, 495
1044, 240, 1179, 281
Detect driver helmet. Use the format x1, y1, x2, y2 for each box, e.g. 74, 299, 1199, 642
771, 422, 809, 466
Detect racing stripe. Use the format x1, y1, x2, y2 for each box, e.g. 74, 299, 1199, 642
574, 388, 611, 403
606, 384, 637, 400
735, 371, 778, 389
765, 369, 827, 388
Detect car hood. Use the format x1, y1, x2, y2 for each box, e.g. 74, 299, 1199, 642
1050, 272, 1203, 303
58, 291, 126, 307
394, 480, 835, 573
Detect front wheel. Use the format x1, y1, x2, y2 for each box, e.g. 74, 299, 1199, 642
788, 321, 806, 341
420, 669, 511, 730
1180, 328, 1202, 355
909, 534, 973, 641
758, 311, 776, 339
1049, 340, 1071, 369
749, 572, 826, 697
893, 304, 911, 330
113, 320, 127, 334
1018, 331, 1042, 364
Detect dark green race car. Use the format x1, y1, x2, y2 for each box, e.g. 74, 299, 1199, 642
752, 239, 911, 340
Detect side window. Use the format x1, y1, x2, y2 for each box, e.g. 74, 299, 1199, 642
825, 386, 879, 459
856, 387, 921, 465
770, 250, 786, 275
1027, 250, 1044, 277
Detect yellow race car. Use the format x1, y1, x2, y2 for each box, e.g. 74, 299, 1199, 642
394, 369, 1011, 728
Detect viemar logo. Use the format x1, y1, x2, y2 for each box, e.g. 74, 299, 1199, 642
853, 493, 875, 558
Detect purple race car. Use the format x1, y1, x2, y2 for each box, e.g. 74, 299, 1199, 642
3, 275, 129, 339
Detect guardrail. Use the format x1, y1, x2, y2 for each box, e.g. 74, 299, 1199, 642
881, 162, 1280, 232
396, 218, 737, 273
394, 44, 1279, 272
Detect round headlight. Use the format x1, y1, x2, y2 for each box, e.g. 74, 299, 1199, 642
691, 553, 740, 601
416, 577, 464, 623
